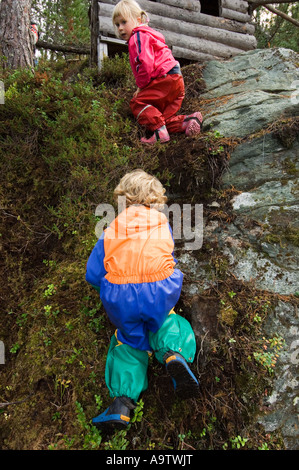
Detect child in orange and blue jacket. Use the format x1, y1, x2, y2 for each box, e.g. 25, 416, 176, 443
86, 169, 199, 429
112, 0, 203, 145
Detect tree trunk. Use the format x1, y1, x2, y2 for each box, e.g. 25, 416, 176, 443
90, 0, 100, 66
0, 0, 33, 69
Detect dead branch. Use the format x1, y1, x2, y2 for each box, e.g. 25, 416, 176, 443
0, 393, 33, 408
264, 4, 299, 27
248, 0, 298, 6
36, 40, 90, 55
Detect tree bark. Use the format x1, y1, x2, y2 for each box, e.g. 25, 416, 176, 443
0, 0, 33, 69
90, 0, 99, 66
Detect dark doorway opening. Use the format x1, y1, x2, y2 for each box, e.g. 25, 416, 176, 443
200, 0, 220, 17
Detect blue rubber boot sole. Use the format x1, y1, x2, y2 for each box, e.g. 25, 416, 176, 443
92, 396, 134, 430
92, 408, 130, 430
164, 351, 199, 399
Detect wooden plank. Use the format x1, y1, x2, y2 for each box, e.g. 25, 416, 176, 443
99, 39, 108, 62
100, 34, 126, 45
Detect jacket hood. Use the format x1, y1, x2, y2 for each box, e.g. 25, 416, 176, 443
106, 205, 168, 240
130, 24, 165, 44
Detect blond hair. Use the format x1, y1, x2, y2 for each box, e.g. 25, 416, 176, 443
114, 169, 167, 209
112, 0, 149, 37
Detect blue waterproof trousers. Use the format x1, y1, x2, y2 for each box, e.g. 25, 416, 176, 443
105, 311, 196, 402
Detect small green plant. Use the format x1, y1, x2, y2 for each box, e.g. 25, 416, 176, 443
44, 304, 59, 318
75, 401, 102, 450
43, 284, 57, 298
130, 398, 144, 424
253, 335, 285, 374
223, 435, 249, 450
147, 441, 156, 450
104, 430, 129, 450
94, 394, 103, 411
230, 435, 249, 449
66, 347, 84, 366
213, 130, 224, 139
52, 411, 61, 422
10, 343, 20, 354
178, 430, 192, 450
43, 259, 57, 270
210, 145, 224, 155
55, 377, 71, 404
80, 299, 104, 333
258, 442, 270, 450
199, 414, 217, 440
228, 290, 236, 299
16, 313, 28, 327
253, 313, 262, 323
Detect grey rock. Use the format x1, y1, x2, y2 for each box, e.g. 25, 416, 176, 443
178, 48, 299, 448
201, 48, 299, 138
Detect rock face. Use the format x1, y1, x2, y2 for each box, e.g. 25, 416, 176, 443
178, 48, 299, 449
202, 48, 299, 138
200, 48, 299, 297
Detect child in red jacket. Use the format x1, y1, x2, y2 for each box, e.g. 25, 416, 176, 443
86, 170, 199, 429
112, 0, 203, 145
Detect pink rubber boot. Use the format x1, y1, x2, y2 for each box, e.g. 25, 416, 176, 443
140, 125, 170, 145
183, 112, 203, 137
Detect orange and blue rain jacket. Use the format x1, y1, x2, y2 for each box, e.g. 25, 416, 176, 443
86, 205, 183, 350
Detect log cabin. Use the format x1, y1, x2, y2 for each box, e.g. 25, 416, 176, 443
90, 0, 257, 68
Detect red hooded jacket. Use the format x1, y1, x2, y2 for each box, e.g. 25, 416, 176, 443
128, 24, 179, 89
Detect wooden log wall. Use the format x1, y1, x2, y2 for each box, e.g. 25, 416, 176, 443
98, 0, 256, 62
220, 0, 251, 22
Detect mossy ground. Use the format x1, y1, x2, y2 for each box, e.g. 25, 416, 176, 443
0, 55, 294, 450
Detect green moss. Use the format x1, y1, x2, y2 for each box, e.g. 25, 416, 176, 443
219, 304, 238, 326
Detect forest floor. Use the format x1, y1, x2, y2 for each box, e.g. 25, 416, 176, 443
0, 55, 289, 451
